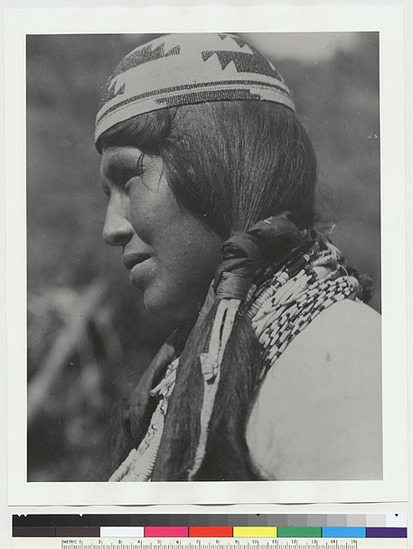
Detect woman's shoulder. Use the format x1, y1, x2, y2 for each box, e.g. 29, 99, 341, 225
246, 299, 382, 480
283, 298, 381, 365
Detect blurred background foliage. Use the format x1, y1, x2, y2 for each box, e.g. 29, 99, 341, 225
26, 32, 380, 481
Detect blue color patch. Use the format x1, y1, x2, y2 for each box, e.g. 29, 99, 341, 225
322, 527, 366, 538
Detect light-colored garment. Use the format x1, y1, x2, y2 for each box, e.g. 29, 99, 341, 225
246, 299, 382, 480
109, 238, 362, 482
111, 300, 381, 482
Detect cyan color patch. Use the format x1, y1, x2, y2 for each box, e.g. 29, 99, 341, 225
322, 527, 366, 538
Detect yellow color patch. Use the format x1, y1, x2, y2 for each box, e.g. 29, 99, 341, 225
233, 527, 277, 538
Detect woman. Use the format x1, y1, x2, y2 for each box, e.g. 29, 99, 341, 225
96, 33, 381, 481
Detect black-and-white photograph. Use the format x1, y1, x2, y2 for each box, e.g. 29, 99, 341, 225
26, 31, 382, 482
5, 5, 408, 505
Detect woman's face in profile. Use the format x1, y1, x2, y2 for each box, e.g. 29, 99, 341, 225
100, 145, 223, 321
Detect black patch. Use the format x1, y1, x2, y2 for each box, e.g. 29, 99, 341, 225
202, 51, 215, 62
101, 81, 125, 106
217, 34, 247, 50
113, 42, 181, 78
156, 89, 262, 107
98, 42, 181, 109
202, 50, 282, 79
231, 35, 248, 49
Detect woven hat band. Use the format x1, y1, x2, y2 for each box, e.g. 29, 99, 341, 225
95, 33, 295, 143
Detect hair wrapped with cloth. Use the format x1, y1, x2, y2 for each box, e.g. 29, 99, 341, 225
187, 215, 305, 480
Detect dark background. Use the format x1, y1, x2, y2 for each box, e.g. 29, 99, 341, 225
26, 33, 380, 481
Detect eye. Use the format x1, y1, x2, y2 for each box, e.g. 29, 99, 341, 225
101, 180, 111, 197
136, 152, 145, 177
118, 153, 145, 191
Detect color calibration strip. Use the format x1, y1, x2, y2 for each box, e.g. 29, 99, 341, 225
13, 513, 407, 528
13, 514, 407, 538
107, 526, 406, 538
13, 522, 407, 539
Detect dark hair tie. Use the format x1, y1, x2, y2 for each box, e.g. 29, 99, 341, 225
213, 214, 302, 301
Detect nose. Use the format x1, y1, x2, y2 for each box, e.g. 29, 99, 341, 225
102, 198, 133, 246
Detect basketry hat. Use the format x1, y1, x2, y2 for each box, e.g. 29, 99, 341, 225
95, 33, 295, 143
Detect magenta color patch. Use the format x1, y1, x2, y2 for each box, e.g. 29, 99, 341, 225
145, 527, 189, 537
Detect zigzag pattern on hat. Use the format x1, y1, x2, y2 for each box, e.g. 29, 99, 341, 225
95, 33, 295, 143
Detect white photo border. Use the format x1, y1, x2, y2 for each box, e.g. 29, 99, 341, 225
5, 5, 408, 505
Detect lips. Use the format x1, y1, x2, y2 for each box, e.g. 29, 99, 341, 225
122, 252, 151, 270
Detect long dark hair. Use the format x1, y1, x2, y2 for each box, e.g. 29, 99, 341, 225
98, 100, 317, 480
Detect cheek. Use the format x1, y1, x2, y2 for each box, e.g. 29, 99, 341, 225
166, 215, 222, 274
128, 182, 182, 242
148, 222, 223, 319
173, 229, 221, 294
127, 181, 223, 319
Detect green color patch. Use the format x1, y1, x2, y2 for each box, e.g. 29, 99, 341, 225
277, 527, 322, 538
